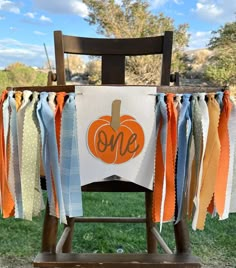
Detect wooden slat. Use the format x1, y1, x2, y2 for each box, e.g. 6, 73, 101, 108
161, 31, 173, 86
13, 85, 75, 92
54, 31, 66, 85
61, 33, 164, 56
156, 85, 226, 93
151, 228, 172, 254
174, 219, 191, 254
12, 85, 225, 94
33, 253, 201, 267
102, 55, 125, 84
62, 217, 75, 253
41, 202, 58, 253
145, 192, 157, 253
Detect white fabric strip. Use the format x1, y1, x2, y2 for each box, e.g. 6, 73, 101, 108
48, 92, 56, 112
8, 92, 16, 207
159, 95, 168, 231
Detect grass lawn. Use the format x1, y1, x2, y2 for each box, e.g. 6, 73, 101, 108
0, 192, 236, 267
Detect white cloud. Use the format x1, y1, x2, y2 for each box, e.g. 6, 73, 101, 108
33, 0, 89, 18
192, 0, 236, 23
176, 11, 184, 16
0, 0, 20, 14
9, 26, 16, 31
173, 0, 183, 4
0, 38, 54, 68
188, 31, 212, 50
151, 0, 169, 7
33, 30, 46, 36
22, 12, 53, 25
150, 0, 184, 8
39, 15, 52, 23
24, 12, 36, 19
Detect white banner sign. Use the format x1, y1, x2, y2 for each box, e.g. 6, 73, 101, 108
75, 86, 156, 190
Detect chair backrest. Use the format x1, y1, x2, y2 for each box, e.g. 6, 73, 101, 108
54, 30, 173, 86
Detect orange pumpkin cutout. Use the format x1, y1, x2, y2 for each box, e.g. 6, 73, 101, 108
87, 100, 145, 164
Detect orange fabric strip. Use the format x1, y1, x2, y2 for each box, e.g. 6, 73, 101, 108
15, 91, 23, 111
53, 92, 66, 217
215, 91, 232, 217
0, 91, 15, 217
207, 196, 215, 215
164, 94, 177, 221
51, 172, 59, 217
55, 92, 66, 158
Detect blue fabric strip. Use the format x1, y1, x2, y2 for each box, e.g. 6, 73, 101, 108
36, 92, 66, 223
155, 93, 168, 228
216, 91, 223, 111
175, 94, 191, 223
60, 93, 83, 217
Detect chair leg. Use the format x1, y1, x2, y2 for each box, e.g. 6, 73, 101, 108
145, 192, 157, 253
41, 201, 59, 253
174, 219, 191, 254
62, 217, 75, 253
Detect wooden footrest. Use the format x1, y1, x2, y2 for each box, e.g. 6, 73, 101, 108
33, 253, 201, 267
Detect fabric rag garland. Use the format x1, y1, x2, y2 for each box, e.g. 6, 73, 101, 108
152, 90, 236, 230
0, 89, 235, 230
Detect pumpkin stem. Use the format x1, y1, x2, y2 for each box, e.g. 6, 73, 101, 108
110, 99, 121, 131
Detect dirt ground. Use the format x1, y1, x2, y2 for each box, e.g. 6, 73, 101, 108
0, 257, 33, 268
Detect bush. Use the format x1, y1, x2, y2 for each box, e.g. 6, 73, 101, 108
0, 62, 47, 91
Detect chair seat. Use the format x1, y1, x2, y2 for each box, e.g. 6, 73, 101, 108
33, 253, 201, 267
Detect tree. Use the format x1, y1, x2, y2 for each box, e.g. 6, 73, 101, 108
0, 70, 10, 91
181, 49, 213, 80
86, 59, 101, 84
66, 55, 86, 74
82, 0, 189, 84
204, 21, 236, 85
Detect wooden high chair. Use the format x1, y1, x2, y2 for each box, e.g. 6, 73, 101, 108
33, 30, 201, 267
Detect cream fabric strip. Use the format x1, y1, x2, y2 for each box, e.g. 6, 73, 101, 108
21, 92, 42, 220
196, 94, 221, 229
186, 133, 195, 217
174, 94, 182, 116
188, 94, 202, 220
192, 93, 209, 230
17, 90, 33, 174
48, 92, 56, 112
225, 102, 236, 216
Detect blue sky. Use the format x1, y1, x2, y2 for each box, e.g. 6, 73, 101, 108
0, 0, 235, 69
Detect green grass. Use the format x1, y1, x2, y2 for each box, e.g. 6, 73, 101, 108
1, 192, 236, 267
